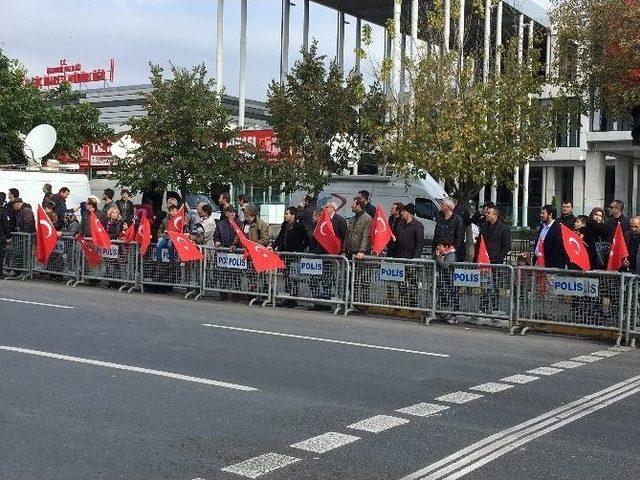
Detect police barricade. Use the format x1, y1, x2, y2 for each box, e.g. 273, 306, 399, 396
139, 242, 202, 298
196, 246, 272, 306
347, 256, 436, 321
32, 235, 81, 286
272, 252, 349, 314
514, 266, 627, 344
78, 240, 139, 292
3, 232, 33, 280
434, 262, 514, 326
625, 275, 639, 347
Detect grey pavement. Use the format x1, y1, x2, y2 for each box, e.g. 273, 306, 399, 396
0, 279, 638, 480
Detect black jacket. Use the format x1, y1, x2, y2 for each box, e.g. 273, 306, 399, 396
606, 215, 631, 242
386, 214, 403, 257
534, 221, 566, 269
15, 205, 36, 233
364, 202, 376, 219
624, 230, 640, 274
116, 199, 135, 224
81, 209, 107, 238
274, 221, 309, 252
557, 213, 576, 230
477, 220, 511, 264
391, 218, 424, 259
433, 212, 465, 253
0, 206, 11, 240
582, 218, 607, 270
49, 193, 67, 229
213, 218, 242, 247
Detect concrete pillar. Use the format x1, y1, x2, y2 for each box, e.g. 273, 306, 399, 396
411, 0, 419, 58
400, 34, 407, 94
336, 11, 345, 74
614, 156, 633, 210
355, 17, 362, 74
633, 163, 639, 215
495, 1, 502, 75
280, 0, 291, 81
541, 166, 548, 205
443, 0, 451, 52
545, 166, 556, 206
215, 0, 224, 95
483, 0, 491, 82
584, 151, 605, 212
303, 0, 310, 53
522, 164, 530, 226
392, 0, 402, 96
490, 182, 497, 204
513, 168, 520, 226
573, 165, 585, 215
238, 0, 247, 128
479, 186, 486, 205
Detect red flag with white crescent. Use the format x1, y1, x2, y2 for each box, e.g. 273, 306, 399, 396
607, 222, 629, 271
135, 214, 151, 256
166, 205, 185, 232
75, 233, 102, 267
229, 220, 285, 272
476, 235, 491, 264
35, 205, 58, 264
166, 231, 203, 262
370, 204, 391, 255
312, 207, 341, 255
89, 211, 111, 248
560, 224, 590, 271
122, 222, 136, 243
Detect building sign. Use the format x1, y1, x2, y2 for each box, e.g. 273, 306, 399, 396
551, 276, 599, 298
81, 142, 115, 168
33, 59, 115, 88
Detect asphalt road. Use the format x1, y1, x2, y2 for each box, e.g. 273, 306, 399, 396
1, 279, 639, 480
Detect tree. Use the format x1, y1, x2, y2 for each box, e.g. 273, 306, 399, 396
551, 0, 640, 119
114, 63, 243, 199
266, 43, 366, 195
378, 41, 561, 202
0, 49, 111, 165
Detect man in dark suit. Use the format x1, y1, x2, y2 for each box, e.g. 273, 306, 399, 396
534, 205, 566, 269
623, 216, 640, 273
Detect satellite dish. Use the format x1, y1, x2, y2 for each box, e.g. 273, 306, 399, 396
110, 135, 139, 159
23, 124, 57, 165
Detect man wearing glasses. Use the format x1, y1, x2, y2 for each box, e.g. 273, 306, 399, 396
606, 200, 631, 241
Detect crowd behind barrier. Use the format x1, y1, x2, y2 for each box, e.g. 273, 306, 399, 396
2, 231, 638, 346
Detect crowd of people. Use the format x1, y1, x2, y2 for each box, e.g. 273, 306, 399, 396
1, 182, 639, 281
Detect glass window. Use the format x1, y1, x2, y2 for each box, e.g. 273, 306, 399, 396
415, 197, 438, 220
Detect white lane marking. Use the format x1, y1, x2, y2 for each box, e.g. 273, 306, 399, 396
396, 403, 450, 417
551, 360, 584, 369
435, 392, 484, 404
202, 323, 449, 358
221, 453, 301, 479
0, 346, 258, 392
499, 374, 539, 385
609, 346, 632, 352
571, 355, 603, 363
527, 366, 563, 376
591, 350, 621, 357
400, 374, 640, 480
347, 415, 410, 433
290, 432, 360, 453
469, 382, 514, 393
0, 297, 74, 309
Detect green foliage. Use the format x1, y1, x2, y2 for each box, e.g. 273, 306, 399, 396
0, 48, 111, 165
114, 62, 242, 199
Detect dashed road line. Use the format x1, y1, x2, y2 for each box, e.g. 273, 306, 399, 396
348, 415, 410, 433
499, 374, 539, 384
0, 346, 258, 392
221, 453, 301, 479
608, 346, 632, 352
571, 355, 603, 363
396, 403, 450, 417
0, 297, 74, 309
551, 360, 584, 369
591, 350, 621, 357
435, 392, 484, 404
527, 366, 563, 376
290, 432, 360, 454
469, 382, 514, 393
201, 323, 449, 358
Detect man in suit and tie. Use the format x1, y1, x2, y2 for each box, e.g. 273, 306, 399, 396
534, 205, 566, 269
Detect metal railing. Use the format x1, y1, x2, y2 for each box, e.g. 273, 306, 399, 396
78, 239, 140, 292
272, 252, 350, 314
3, 232, 33, 280
139, 242, 202, 298
347, 256, 436, 322
32, 235, 81, 286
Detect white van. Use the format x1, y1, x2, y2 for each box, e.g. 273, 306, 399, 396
290, 174, 447, 239
0, 168, 92, 211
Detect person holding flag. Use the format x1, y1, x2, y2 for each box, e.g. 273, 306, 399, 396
608, 221, 629, 271
370, 204, 393, 256
155, 204, 181, 262
534, 205, 566, 269
35, 204, 58, 265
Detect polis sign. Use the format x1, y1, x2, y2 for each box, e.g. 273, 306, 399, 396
217, 252, 248, 270
551, 276, 599, 298
380, 262, 405, 281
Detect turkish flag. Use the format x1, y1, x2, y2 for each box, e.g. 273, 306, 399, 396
121, 222, 136, 243
535, 234, 546, 267
166, 205, 185, 232
476, 235, 490, 264
135, 214, 151, 256
371, 204, 391, 255
166, 231, 203, 262
560, 224, 590, 271
230, 221, 285, 272
35, 205, 58, 264
313, 208, 341, 255
607, 222, 629, 271
90, 211, 111, 248
75, 233, 102, 267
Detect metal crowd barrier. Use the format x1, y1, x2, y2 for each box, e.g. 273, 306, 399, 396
32, 235, 81, 286
139, 242, 202, 298
626, 275, 639, 347
3, 232, 33, 280
272, 252, 350, 314
347, 256, 436, 321
514, 266, 628, 345
434, 262, 514, 326
78, 239, 140, 292
196, 246, 272, 306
